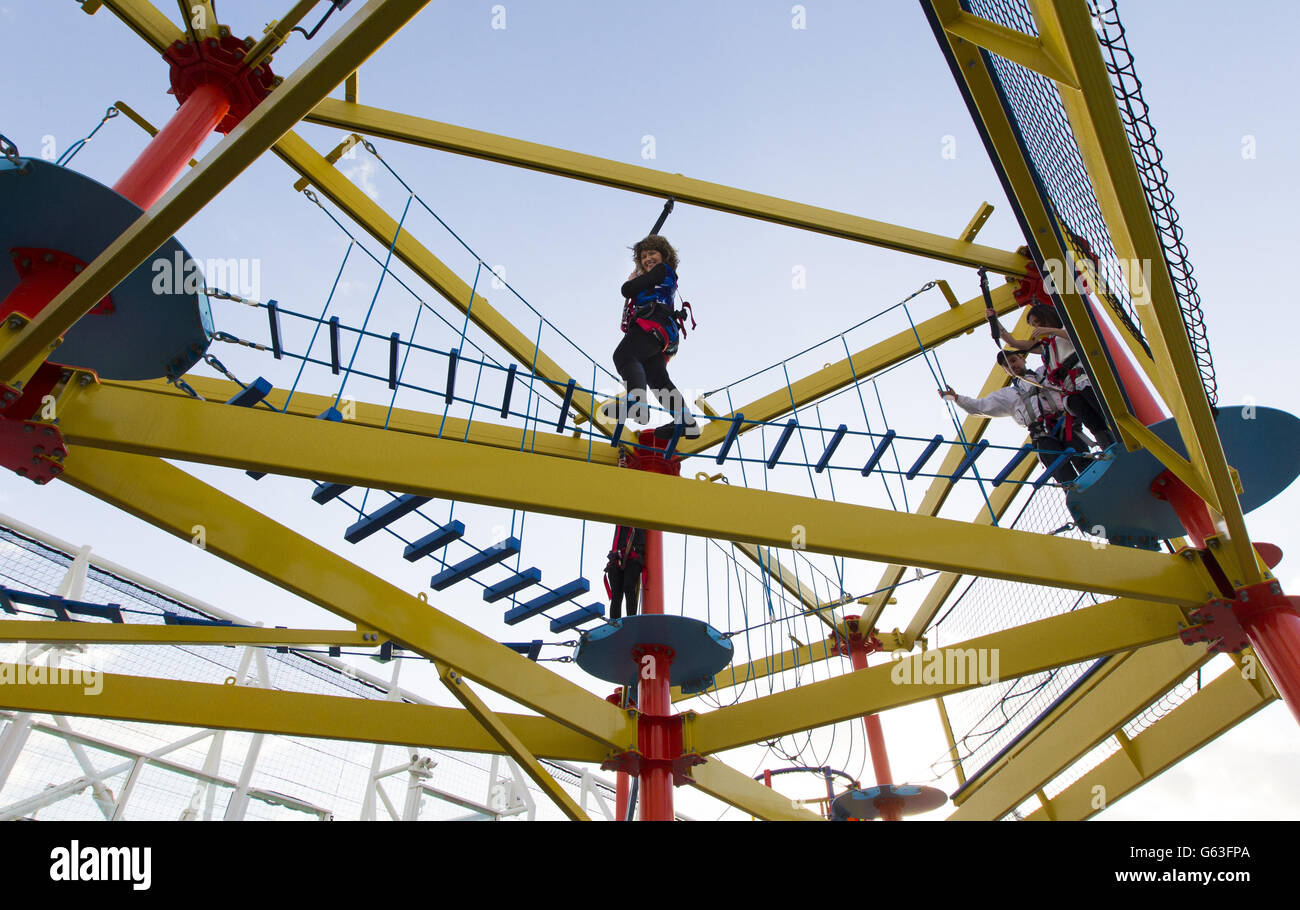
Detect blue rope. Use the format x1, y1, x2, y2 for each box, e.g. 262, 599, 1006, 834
334, 194, 413, 409
285, 240, 354, 413
839, 335, 900, 511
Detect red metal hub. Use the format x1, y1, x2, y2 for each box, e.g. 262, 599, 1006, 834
5, 248, 114, 320
1181, 581, 1300, 655
0, 417, 68, 485
165, 34, 277, 134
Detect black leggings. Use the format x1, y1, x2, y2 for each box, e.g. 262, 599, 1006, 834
1033, 432, 1091, 483
613, 325, 687, 417
1065, 387, 1114, 450
606, 558, 643, 621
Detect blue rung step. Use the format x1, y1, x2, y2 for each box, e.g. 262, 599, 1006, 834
815, 424, 848, 473
403, 521, 465, 561
766, 419, 798, 469
0, 587, 124, 623
163, 611, 240, 627
312, 482, 351, 504
906, 435, 945, 480
430, 537, 521, 590
993, 444, 1034, 487
862, 430, 897, 477
550, 603, 605, 633
482, 567, 542, 602
503, 577, 591, 625
1034, 452, 1073, 490
503, 640, 544, 661
949, 439, 990, 483
716, 412, 744, 465
345, 494, 432, 544
225, 376, 272, 408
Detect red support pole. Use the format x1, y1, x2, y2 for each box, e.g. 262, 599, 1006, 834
606, 689, 631, 821
1086, 295, 1300, 722
112, 82, 232, 210
841, 616, 903, 821
636, 643, 676, 821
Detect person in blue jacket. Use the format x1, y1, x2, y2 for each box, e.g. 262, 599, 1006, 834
603, 234, 700, 439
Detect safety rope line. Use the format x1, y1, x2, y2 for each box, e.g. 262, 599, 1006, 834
285, 240, 354, 413
55, 105, 119, 167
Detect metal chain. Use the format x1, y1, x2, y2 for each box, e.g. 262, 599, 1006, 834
209, 330, 269, 353
166, 375, 205, 401
204, 287, 262, 307
202, 353, 244, 386
0, 133, 23, 167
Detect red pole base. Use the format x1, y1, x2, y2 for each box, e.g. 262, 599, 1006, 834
635, 644, 676, 822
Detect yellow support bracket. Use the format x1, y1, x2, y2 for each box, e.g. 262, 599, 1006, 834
686, 760, 823, 821
437, 663, 590, 821
937, 7, 1079, 87
959, 202, 995, 243
293, 132, 365, 192
245, 0, 320, 70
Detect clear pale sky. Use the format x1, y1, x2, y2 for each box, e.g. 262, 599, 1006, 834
0, 1, 1296, 820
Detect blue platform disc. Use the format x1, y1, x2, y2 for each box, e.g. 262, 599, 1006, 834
831, 785, 948, 820
0, 158, 212, 380
575, 614, 733, 694
1066, 407, 1300, 548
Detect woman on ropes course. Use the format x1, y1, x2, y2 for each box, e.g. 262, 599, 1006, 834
602, 234, 699, 440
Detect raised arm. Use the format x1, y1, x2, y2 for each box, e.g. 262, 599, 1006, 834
621, 263, 669, 299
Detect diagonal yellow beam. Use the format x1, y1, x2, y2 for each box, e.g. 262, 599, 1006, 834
0, 0, 435, 383
87, 0, 184, 54
0, 619, 380, 649
0, 665, 609, 762
692, 596, 1190, 755
116, 376, 620, 465
271, 130, 611, 432
57, 447, 636, 752
1026, 662, 1275, 820
857, 326, 1023, 631
302, 99, 1029, 274
1042, 0, 1260, 586
680, 282, 1022, 456
936, 6, 1078, 87
902, 447, 1038, 647
438, 663, 589, 820
672, 639, 843, 705
686, 759, 823, 821
55, 383, 1218, 604
947, 637, 1211, 819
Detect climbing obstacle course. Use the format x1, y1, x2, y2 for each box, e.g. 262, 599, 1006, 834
1, 0, 1298, 827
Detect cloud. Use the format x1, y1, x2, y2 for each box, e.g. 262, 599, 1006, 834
341, 159, 380, 201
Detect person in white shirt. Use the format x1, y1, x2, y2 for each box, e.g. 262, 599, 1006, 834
988, 303, 1115, 450
940, 351, 1091, 483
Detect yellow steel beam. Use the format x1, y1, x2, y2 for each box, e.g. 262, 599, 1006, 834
0, 665, 610, 762
935, 694, 967, 787
0, 0, 435, 384
178, 0, 219, 42
1026, 663, 1275, 820
55, 383, 1219, 604
686, 759, 823, 821
271, 129, 611, 433
692, 596, 1189, 755
960, 202, 995, 243
902, 448, 1038, 647
1042, 0, 1261, 585
680, 281, 1023, 457
57, 448, 637, 751
114, 376, 620, 465
735, 543, 838, 631
438, 663, 590, 820
936, 6, 1078, 86
672, 639, 842, 705
302, 99, 1029, 274
90, 0, 184, 54
947, 637, 1210, 819
857, 334, 1020, 631
0, 619, 380, 648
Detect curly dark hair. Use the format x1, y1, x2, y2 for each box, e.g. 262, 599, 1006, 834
1027, 303, 1063, 329
631, 234, 679, 271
